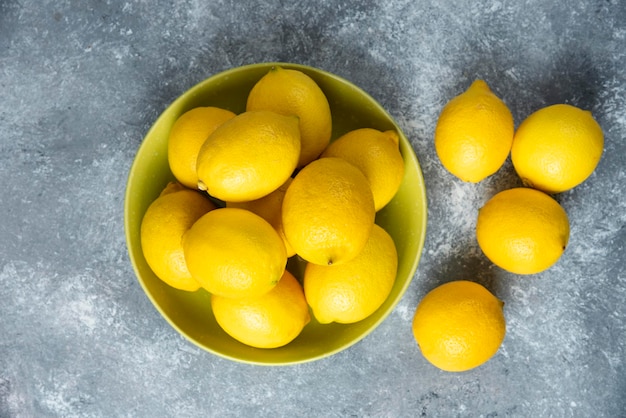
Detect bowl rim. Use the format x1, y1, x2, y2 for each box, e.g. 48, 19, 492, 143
124, 61, 428, 365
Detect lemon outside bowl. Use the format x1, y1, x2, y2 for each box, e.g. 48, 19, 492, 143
124, 62, 428, 365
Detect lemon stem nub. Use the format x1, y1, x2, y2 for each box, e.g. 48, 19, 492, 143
197, 180, 207, 191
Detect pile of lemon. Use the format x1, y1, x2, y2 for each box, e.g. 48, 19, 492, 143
412, 80, 604, 372
140, 66, 405, 349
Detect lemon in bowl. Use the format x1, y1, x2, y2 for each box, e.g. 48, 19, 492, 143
124, 62, 428, 365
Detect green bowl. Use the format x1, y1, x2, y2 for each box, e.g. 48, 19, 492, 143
124, 62, 428, 365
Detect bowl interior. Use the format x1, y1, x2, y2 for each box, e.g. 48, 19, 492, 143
124, 62, 427, 365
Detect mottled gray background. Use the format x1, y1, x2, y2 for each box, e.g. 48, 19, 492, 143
1, 1, 625, 417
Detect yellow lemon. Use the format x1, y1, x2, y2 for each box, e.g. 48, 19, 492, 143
167, 106, 236, 189
246, 66, 332, 167
321, 128, 404, 211
434, 80, 514, 182
227, 178, 295, 257
196, 110, 300, 202
511, 104, 604, 194
304, 224, 397, 324
282, 157, 375, 266
211, 270, 310, 349
157, 181, 187, 196
476, 187, 570, 275
412, 280, 506, 372
140, 182, 217, 291
182, 207, 287, 298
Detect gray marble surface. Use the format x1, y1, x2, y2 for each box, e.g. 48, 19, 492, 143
1, 1, 625, 417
